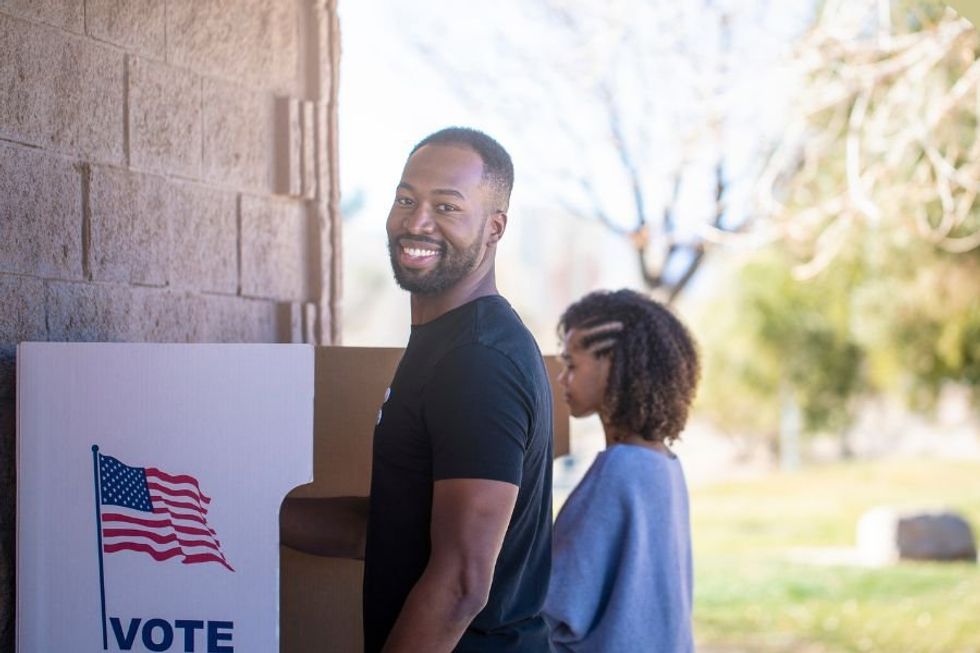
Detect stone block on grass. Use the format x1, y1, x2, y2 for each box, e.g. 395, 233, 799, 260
858, 507, 977, 565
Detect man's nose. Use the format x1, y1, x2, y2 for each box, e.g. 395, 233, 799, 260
403, 203, 435, 234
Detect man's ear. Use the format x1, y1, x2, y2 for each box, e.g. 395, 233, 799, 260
486, 211, 507, 244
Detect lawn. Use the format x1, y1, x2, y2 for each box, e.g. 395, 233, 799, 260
691, 459, 980, 653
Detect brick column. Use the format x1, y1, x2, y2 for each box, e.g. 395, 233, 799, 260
0, 1, 342, 647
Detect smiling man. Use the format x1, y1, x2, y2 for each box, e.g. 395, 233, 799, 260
283, 128, 554, 652
365, 128, 554, 652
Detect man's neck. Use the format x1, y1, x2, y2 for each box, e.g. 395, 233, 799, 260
409, 269, 499, 325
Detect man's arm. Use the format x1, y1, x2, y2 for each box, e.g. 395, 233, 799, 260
279, 496, 369, 560
381, 478, 518, 652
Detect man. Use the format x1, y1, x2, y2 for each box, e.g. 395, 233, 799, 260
283, 128, 553, 652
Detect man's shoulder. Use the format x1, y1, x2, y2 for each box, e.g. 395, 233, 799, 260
471, 296, 544, 368
417, 295, 549, 399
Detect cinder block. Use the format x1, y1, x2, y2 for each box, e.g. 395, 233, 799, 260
0, 143, 83, 279
86, 0, 166, 58
322, 6, 337, 103
301, 100, 317, 199
202, 79, 273, 192
46, 282, 137, 342
88, 166, 171, 286
240, 195, 312, 302
0, 0, 84, 31
139, 289, 209, 342
303, 302, 318, 344
0, 273, 44, 397
317, 301, 335, 346
169, 183, 237, 294
274, 96, 302, 196
0, 397, 13, 653
0, 346, 12, 400
44, 282, 288, 344
273, 97, 317, 199
0, 399, 13, 505
0, 14, 124, 163
128, 57, 202, 176
0, 275, 47, 345
304, 1, 334, 102
316, 100, 331, 204
280, 301, 303, 343
167, 0, 299, 93
45, 283, 209, 342
201, 295, 279, 342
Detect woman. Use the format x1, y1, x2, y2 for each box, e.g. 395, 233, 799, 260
544, 289, 701, 652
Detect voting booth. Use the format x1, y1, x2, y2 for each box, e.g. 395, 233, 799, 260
16, 343, 569, 652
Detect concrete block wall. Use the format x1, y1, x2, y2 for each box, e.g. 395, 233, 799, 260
0, 1, 342, 647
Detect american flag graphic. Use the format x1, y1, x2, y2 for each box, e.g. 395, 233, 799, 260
97, 453, 234, 572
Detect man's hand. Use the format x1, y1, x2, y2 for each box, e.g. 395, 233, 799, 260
280, 496, 369, 560
381, 478, 518, 652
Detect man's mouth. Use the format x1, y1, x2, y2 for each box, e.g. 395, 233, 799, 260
395, 239, 443, 268
402, 245, 440, 259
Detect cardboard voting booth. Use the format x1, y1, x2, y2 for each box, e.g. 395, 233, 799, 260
16, 343, 570, 653
16, 343, 314, 653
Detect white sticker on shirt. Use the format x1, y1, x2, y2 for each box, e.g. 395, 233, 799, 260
377, 386, 392, 425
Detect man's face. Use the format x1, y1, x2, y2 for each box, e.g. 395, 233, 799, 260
386, 144, 498, 295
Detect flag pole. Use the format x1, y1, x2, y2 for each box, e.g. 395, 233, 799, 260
91, 445, 108, 650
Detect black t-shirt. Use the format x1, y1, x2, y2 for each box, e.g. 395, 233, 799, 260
363, 295, 553, 652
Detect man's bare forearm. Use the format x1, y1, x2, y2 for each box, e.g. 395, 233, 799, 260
280, 496, 369, 559
381, 563, 489, 652
382, 477, 516, 651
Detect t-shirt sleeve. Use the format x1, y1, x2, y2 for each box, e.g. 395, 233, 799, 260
423, 343, 532, 485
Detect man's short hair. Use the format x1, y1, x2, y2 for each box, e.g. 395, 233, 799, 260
410, 127, 514, 212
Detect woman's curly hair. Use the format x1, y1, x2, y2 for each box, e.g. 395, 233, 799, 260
558, 289, 700, 444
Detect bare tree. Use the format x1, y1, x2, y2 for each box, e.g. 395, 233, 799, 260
395, 0, 814, 301
394, 0, 979, 298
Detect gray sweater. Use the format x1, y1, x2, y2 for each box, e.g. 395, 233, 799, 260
544, 444, 694, 652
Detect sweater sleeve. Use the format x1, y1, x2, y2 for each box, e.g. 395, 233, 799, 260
544, 448, 695, 653
544, 455, 629, 649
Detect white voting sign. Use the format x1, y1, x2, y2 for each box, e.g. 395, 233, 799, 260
16, 343, 313, 653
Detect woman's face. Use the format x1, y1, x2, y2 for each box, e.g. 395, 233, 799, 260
557, 328, 612, 419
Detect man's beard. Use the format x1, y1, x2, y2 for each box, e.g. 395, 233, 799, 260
388, 235, 484, 295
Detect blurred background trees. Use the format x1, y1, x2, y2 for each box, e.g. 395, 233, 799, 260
338, 3, 980, 649
347, 0, 979, 454
696, 0, 980, 451
397, 0, 814, 300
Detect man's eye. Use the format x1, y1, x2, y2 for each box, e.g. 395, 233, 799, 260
436, 204, 459, 213
395, 197, 413, 207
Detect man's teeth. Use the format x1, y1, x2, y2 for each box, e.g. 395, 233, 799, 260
404, 246, 439, 257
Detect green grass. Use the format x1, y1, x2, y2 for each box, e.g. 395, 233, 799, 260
691, 460, 980, 653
